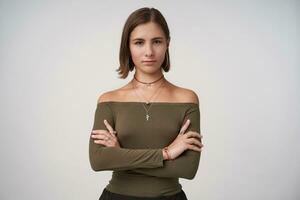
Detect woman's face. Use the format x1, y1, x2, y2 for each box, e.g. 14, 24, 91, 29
129, 22, 169, 74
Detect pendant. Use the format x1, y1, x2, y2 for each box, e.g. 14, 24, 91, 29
146, 114, 150, 121
146, 101, 150, 105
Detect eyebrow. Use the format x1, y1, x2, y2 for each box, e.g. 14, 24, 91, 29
132, 37, 164, 41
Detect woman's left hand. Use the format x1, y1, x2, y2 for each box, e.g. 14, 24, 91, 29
90, 119, 121, 148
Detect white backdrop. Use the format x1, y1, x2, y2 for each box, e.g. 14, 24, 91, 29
0, 1, 299, 200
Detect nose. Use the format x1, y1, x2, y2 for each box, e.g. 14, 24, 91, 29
145, 43, 153, 57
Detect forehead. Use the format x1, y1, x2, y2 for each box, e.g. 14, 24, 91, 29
130, 22, 165, 40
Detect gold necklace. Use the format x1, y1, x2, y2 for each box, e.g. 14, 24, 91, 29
132, 79, 165, 121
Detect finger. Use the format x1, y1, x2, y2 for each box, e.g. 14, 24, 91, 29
91, 130, 109, 134
91, 134, 109, 140
95, 137, 116, 147
104, 120, 116, 138
186, 138, 201, 146
94, 139, 113, 147
109, 130, 117, 138
91, 129, 116, 140
187, 144, 202, 152
92, 132, 118, 144
92, 129, 118, 137
91, 131, 110, 137
179, 119, 190, 135
187, 138, 203, 148
103, 120, 114, 133
186, 131, 201, 139
94, 140, 108, 145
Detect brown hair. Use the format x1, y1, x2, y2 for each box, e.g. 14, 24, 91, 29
116, 7, 171, 79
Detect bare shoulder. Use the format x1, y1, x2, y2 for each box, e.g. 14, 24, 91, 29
97, 91, 113, 103
97, 85, 132, 103
172, 85, 199, 105
97, 88, 121, 103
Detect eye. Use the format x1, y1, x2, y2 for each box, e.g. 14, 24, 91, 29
154, 40, 162, 44
134, 41, 143, 45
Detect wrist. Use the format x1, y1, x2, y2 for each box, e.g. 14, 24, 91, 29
162, 147, 171, 160
162, 149, 168, 160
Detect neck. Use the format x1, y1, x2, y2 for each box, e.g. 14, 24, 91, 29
133, 71, 164, 87
134, 69, 164, 82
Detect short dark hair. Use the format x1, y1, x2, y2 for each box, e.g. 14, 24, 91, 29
116, 7, 171, 79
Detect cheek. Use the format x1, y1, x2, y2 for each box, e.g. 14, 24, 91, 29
156, 48, 167, 61
130, 47, 142, 60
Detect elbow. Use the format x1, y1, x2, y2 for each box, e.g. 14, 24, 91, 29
89, 156, 102, 171
185, 175, 195, 180
90, 165, 99, 172
183, 168, 198, 180
90, 157, 109, 172
89, 141, 111, 171
89, 150, 107, 172
182, 152, 201, 180
90, 159, 101, 172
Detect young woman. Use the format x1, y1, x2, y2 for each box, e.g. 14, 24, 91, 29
89, 7, 204, 200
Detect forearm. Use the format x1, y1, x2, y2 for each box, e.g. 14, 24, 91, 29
89, 137, 165, 171
130, 150, 201, 179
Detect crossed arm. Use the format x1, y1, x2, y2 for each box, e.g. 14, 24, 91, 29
89, 102, 202, 180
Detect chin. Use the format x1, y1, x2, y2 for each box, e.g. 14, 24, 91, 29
143, 66, 161, 73
135, 63, 163, 73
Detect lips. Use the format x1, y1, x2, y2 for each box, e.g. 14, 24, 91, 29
142, 60, 156, 65
142, 60, 156, 63
142, 60, 156, 66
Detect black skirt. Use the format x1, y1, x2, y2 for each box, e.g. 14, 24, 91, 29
99, 188, 188, 200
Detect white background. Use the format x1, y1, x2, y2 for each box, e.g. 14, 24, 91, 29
0, 0, 299, 199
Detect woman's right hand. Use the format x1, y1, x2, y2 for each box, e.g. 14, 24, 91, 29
163, 119, 203, 160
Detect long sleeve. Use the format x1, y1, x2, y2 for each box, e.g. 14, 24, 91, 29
89, 102, 164, 171
130, 105, 201, 180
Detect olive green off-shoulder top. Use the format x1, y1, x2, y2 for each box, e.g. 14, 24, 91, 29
89, 101, 201, 197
